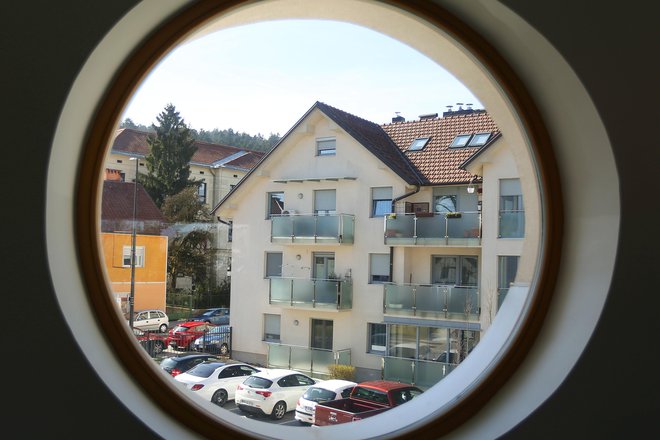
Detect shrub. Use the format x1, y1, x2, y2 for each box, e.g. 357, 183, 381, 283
328, 364, 356, 381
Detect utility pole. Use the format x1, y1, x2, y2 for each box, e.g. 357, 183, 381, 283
128, 156, 139, 329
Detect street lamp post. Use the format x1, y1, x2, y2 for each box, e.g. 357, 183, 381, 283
128, 156, 139, 329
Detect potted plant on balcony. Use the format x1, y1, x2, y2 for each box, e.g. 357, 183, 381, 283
445, 211, 462, 219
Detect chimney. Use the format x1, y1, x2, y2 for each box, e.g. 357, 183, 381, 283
418, 113, 438, 121
392, 112, 405, 123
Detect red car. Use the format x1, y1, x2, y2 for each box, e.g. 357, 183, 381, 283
166, 321, 216, 351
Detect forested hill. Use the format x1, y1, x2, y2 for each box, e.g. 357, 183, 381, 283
120, 118, 280, 153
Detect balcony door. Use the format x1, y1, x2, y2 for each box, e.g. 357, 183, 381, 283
311, 319, 333, 350
313, 252, 335, 279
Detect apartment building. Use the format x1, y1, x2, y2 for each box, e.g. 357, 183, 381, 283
212, 102, 538, 386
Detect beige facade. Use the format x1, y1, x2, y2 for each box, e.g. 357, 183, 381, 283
215, 103, 539, 383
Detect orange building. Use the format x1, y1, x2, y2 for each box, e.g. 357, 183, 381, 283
101, 179, 168, 315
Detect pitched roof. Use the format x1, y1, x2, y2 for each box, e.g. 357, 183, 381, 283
315, 102, 425, 185
111, 128, 265, 170
101, 180, 165, 222
381, 110, 500, 185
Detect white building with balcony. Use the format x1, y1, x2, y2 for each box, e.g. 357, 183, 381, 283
212, 102, 539, 386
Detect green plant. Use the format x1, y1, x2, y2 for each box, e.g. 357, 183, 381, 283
327, 364, 356, 381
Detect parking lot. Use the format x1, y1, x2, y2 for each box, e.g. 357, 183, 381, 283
221, 401, 304, 426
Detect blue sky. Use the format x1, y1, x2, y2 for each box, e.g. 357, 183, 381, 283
122, 19, 481, 136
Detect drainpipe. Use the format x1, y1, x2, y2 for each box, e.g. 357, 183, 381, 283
388, 185, 420, 281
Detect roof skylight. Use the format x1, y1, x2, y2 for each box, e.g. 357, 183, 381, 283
467, 132, 491, 147
408, 137, 430, 151
449, 134, 471, 148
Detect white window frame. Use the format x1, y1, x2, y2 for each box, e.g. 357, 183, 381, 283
122, 245, 145, 268
369, 253, 390, 283
263, 314, 281, 342
316, 137, 336, 156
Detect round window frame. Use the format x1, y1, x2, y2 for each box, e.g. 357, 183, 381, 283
74, 1, 562, 439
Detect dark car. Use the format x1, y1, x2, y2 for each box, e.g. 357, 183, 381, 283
133, 328, 167, 357
160, 353, 219, 377
191, 308, 230, 325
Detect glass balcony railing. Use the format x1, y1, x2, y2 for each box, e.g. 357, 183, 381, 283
383, 283, 480, 320
384, 212, 481, 246
382, 356, 456, 389
498, 210, 525, 238
269, 277, 352, 310
271, 213, 355, 244
266, 343, 351, 379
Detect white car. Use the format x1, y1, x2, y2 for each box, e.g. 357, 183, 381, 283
235, 369, 318, 420
131, 309, 169, 333
294, 379, 357, 425
174, 361, 262, 406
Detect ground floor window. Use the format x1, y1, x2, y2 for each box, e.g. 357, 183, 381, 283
378, 323, 479, 364
498, 255, 519, 309
263, 314, 280, 342
368, 323, 386, 353
311, 318, 333, 350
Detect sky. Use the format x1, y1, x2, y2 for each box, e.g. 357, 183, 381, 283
121, 19, 481, 137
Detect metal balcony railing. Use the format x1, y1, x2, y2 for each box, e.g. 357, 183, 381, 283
271, 213, 355, 244
384, 211, 481, 246
269, 277, 353, 310
383, 283, 480, 320
382, 356, 456, 389
266, 343, 351, 378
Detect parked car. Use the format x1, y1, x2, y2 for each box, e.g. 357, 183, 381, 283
294, 379, 357, 425
159, 353, 219, 377
131, 309, 169, 333
192, 325, 231, 355
190, 307, 230, 325
175, 361, 262, 406
314, 380, 423, 426
132, 328, 167, 357
235, 369, 318, 420
166, 321, 216, 351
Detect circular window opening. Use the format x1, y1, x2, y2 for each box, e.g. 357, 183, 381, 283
76, 1, 561, 439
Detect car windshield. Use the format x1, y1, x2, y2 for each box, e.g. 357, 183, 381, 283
186, 362, 225, 378
243, 376, 273, 389
200, 310, 216, 317
302, 387, 337, 402
172, 325, 191, 332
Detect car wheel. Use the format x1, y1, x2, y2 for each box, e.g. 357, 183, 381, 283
211, 389, 228, 407
159, 323, 168, 333
219, 343, 229, 356
271, 401, 287, 420
152, 341, 165, 355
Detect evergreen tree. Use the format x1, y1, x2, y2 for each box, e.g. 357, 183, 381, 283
141, 104, 197, 207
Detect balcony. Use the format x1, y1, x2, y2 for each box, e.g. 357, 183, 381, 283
382, 356, 456, 389
383, 283, 480, 320
271, 213, 355, 244
269, 277, 353, 310
384, 211, 480, 246
266, 343, 351, 379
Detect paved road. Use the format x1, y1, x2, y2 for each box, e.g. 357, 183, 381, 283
220, 401, 306, 427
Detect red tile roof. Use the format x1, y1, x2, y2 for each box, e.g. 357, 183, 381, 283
381, 111, 500, 185
112, 128, 265, 170
101, 180, 165, 222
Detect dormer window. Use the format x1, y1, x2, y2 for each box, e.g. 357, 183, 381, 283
449, 134, 472, 148
408, 137, 430, 151
468, 132, 491, 147
316, 137, 336, 156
